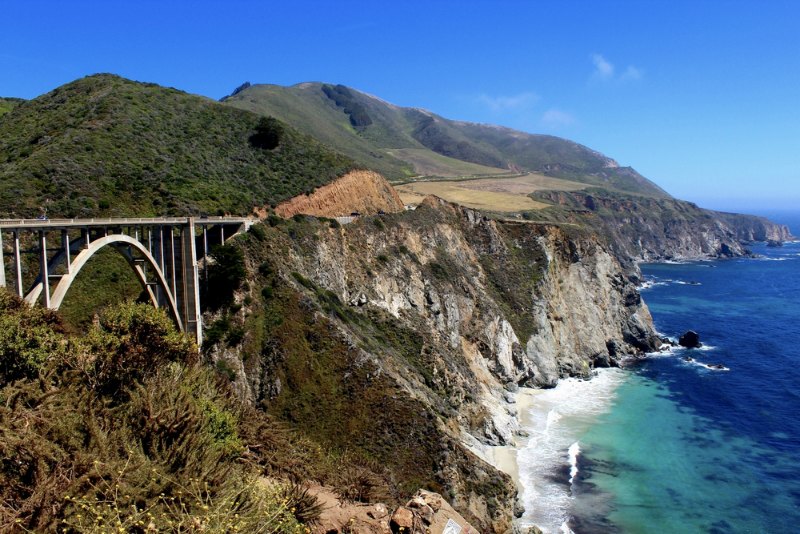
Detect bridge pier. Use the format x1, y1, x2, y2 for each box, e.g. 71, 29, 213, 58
0, 230, 5, 289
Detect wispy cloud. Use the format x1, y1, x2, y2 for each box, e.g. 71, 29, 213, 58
591, 53, 615, 80
475, 91, 539, 112
621, 65, 643, 81
591, 53, 643, 84
541, 108, 576, 128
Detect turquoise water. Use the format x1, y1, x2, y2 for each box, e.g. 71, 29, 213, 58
518, 212, 800, 533
569, 214, 800, 533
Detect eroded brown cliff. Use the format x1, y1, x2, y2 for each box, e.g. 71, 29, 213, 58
273, 170, 404, 218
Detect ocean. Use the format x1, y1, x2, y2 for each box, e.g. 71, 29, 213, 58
516, 211, 800, 533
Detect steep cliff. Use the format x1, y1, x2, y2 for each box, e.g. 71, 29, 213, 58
532, 189, 792, 264
206, 196, 659, 532
273, 169, 405, 218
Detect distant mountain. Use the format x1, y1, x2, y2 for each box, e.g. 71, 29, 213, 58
0, 75, 353, 218
223, 82, 670, 198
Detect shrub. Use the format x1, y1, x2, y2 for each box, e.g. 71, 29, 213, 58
78, 302, 197, 394
279, 483, 325, 525
248, 116, 284, 150
249, 222, 267, 241
0, 290, 65, 385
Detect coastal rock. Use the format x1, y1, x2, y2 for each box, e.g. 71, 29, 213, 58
233, 197, 660, 532
767, 239, 784, 247
534, 189, 792, 262
679, 330, 702, 348
390, 507, 414, 532
368, 504, 389, 520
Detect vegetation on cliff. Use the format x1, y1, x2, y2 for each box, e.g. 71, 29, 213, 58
0, 75, 354, 218
0, 291, 331, 533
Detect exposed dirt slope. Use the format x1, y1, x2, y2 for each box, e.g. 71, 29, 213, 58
274, 170, 404, 218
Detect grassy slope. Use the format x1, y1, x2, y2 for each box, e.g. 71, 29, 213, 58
0, 75, 354, 218
223, 83, 417, 180
224, 82, 670, 198
386, 148, 512, 178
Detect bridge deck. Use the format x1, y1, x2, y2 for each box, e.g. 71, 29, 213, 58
0, 216, 253, 232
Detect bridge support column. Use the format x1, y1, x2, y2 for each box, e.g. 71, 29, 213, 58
0, 230, 5, 289
39, 231, 50, 308
13, 231, 22, 297
61, 230, 71, 274
180, 219, 202, 347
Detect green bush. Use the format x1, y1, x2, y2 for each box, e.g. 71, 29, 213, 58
0, 290, 65, 385
78, 302, 197, 394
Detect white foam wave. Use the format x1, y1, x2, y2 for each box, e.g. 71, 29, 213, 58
516, 369, 626, 533
545, 410, 563, 433
638, 279, 668, 291
567, 442, 580, 486
755, 256, 792, 261
680, 355, 729, 371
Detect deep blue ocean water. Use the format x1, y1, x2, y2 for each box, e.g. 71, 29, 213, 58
568, 211, 800, 533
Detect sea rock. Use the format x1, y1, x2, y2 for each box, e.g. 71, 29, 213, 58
679, 330, 702, 348
767, 239, 784, 248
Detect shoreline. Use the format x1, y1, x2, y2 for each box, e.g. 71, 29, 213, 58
484, 387, 539, 490
485, 370, 628, 533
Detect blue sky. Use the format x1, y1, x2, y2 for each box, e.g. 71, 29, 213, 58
2, 0, 799, 213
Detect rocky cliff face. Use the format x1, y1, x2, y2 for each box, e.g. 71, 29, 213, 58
210, 196, 659, 532
273, 169, 405, 218
533, 190, 792, 264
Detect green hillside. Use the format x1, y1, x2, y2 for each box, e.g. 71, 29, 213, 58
0, 97, 25, 118
223, 82, 670, 198
0, 75, 353, 218
222, 82, 419, 179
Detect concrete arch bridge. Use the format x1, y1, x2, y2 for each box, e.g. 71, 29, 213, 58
0, 217, 253, 345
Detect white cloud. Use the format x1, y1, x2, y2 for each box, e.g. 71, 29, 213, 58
476, 91, 539, 112
591, 53, 643, 84
621, 65, 643, 81
541, 108, 576, 128
591, 53, 615, 79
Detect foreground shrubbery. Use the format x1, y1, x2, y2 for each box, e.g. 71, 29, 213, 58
0, 292, 311, 533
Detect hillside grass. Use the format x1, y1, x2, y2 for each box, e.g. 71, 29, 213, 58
226, 81, 671, 198
395, 172, 588, 212
223, 83, 416, 180
385, 147, 510, 178
0, 75, 354, 218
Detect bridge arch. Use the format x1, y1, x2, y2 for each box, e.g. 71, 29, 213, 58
49, 234, 183, 331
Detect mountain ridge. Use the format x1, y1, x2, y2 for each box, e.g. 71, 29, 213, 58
222, 81, 671, 198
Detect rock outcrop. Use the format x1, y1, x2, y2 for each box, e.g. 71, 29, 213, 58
679, 330, 701, 348
533, 190, 792, 263
214, 195, 660, 532
274, 169, 404, 218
